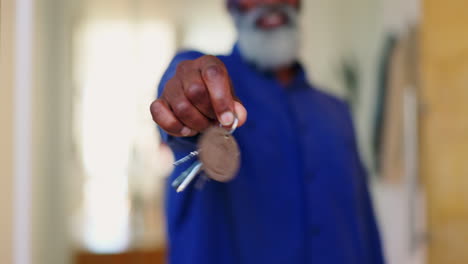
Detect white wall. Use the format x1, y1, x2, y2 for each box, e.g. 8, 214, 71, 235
32, 0, 77, 263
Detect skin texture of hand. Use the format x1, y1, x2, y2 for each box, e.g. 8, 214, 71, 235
150, 55, 248, 137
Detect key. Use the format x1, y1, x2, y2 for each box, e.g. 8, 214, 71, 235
173, 151, 199, 166
172, 160, 202, 189
176, 161, 203, 193
171, 118, 241, 192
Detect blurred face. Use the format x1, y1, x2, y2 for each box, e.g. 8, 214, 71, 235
230, 0, 301, 71
233, 0, 300, 15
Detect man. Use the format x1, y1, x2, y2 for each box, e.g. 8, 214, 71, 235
150, 0, 385, 263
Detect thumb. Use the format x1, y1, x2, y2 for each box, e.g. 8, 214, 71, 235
234, 101, 247, 127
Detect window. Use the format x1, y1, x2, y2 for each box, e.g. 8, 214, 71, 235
73, 20, 175, 253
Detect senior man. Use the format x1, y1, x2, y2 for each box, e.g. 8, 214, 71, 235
150, 0, 385, 263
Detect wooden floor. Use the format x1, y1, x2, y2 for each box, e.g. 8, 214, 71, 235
75, 248, 166, 264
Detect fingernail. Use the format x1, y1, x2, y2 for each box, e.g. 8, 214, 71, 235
220, 111, 234, 126
181, 127, 192, 136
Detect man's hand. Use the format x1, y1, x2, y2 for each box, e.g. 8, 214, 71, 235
150, 55, 247, 137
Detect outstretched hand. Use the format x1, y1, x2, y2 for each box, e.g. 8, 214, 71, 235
150, 55, 247, 137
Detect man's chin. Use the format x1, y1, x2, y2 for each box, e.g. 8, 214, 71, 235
237, 27, 299, 71
248, 56, 296, 72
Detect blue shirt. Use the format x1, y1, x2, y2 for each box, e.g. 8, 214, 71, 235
158, 46, 385, 264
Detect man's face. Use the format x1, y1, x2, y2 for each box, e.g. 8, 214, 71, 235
233, 0, 300, 12
230, 0, 301, 71
231, 0, 300, 30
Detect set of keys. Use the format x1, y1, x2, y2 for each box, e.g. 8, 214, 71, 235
171, 118, 241, 193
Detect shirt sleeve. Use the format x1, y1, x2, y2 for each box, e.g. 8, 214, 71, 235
157, 50, 206, 153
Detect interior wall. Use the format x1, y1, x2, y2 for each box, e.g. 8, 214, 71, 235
300, 0, 383, 170
32, 0, 77, 263
0, 0, 15, 263
421, 0, 468, 263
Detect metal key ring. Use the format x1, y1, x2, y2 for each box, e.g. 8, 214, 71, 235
228, 117, 239, 134
219, 116, 239, 135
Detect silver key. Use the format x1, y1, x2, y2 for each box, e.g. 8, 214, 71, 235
171, 118, 239, 192
176, 162, 203, 193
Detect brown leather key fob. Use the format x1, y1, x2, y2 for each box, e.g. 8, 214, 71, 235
198, 126, 240, 182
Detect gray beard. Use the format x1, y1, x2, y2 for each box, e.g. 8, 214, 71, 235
231, 5, 300, 71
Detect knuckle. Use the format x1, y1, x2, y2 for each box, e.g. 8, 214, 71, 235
185, 83, 206, 102
176, 60, 192, 75
164, 78, 181, 91
203, 64, 224, 80
172, 101, 192, 119
202, 55, 221, 64
200, 55, 223, 67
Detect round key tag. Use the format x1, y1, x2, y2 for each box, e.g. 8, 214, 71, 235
198, 126, 240, 182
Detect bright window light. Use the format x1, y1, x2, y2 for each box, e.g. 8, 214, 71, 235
73, 20, 175, 254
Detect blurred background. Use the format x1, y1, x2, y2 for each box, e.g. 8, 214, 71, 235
1, 0, 467, 263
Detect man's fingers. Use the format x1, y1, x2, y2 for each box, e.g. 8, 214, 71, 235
181, 70, 216, 119
234, 101, 248, 127
176, 60, 196, 76
153, 56, 247, 137
198, 56, 236, 126
163, 78, 212, 132
170, 97, 212, 133
150, 99, 195, 137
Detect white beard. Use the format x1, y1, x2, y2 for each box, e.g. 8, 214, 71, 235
231, 5, 300, 71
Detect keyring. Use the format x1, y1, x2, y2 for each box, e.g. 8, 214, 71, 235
172, 116, 241, 188
228, 117, 239, 134
220, 116, 239, 135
